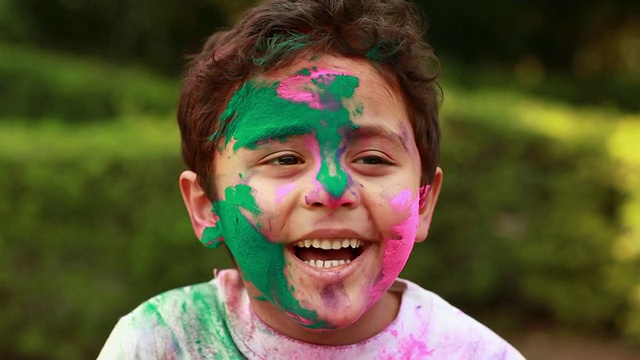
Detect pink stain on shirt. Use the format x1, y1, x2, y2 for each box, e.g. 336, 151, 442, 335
396, 333, 436, 358
212, 269, 524, 360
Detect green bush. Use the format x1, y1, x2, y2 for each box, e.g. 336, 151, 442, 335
0, 44, 178, 121
607, 119, 640, 340
403, 86, 638, 335
0, 119, 233, 359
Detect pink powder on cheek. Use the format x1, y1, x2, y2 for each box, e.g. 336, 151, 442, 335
367, 189, 420, 306
275, 183, 296, 204
385, 188, 420, 276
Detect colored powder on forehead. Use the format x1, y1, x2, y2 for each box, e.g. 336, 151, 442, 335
296, 67, 311, 76
312, 71, 357, 110
211, 80, 312, 151
200, 184, 329, 329
211, 68, 360, 199
276, 69, 357, 110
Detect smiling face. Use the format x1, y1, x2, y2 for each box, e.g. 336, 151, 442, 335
181, 55, 442, 343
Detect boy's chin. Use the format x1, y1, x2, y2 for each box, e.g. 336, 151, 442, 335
285, 280, 380, 332
277, 242, 393, 331
297, 297, 369, 330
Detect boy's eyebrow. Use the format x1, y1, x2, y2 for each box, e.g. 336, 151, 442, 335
233, 124, 314, 151
345, 125, 408, 151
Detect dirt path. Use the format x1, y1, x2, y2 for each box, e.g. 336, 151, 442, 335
510, 329, 640, 360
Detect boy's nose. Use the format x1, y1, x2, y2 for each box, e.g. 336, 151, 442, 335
303, 179, 359, 210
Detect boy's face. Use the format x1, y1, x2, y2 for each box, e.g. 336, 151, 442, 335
185, 55, 441, 333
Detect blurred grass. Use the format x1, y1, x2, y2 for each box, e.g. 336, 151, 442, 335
0, 116, 179, 159
440, 56, 640, 113
1, 45, 640, 359
0, 44, 179, 121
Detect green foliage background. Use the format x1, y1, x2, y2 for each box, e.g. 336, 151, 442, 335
0, 0, 639, 359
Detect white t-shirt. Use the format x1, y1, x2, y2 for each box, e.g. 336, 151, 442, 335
98, 269, 525, 359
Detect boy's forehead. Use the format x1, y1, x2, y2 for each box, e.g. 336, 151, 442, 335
253, 54, 405, 112
214, 56, 363, 153
211, 54, 413, 153
259, 55, 386, 90
261, 54, 352, 79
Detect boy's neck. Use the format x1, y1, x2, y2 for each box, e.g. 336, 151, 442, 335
247, 283, 403, 345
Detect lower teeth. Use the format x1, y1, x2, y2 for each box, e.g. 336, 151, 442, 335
304, 259, 351, 268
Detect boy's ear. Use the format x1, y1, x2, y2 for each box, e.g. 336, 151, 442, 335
179, 170, 217, 241
415, 167, 443, 243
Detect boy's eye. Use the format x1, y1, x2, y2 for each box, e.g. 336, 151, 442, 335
354, 155, 392, 165
268, 155, 304, 165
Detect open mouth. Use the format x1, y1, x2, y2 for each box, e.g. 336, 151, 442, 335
291, 239, 366, 269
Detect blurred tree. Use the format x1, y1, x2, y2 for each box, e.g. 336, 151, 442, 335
420, 0, 640, 81
3, 0, 638, 81
4, 0, 257, 75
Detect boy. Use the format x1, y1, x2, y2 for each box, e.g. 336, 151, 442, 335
99, 0, 525, 358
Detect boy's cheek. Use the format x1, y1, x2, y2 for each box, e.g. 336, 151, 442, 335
371, 190, 420, 297
374, 188, 420, 238
239, 204, 286, 244
389, 189, 420, 220
274, 182, 297, 204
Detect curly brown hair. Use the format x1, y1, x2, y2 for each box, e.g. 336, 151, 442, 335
178, 0, 441, 199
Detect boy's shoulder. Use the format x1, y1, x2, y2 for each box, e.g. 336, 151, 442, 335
97, 276, 242, 359
396, 278, 524, 359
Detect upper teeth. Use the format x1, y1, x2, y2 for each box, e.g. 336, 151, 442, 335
293, 239, 362, 250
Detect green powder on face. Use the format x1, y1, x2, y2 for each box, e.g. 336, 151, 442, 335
200, 226, 223, 249
203, 68, 360, 328
210, 70, 359, 198
296, 67, 311, 76
201, 184, 329, 328
200, 185, 257, 249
